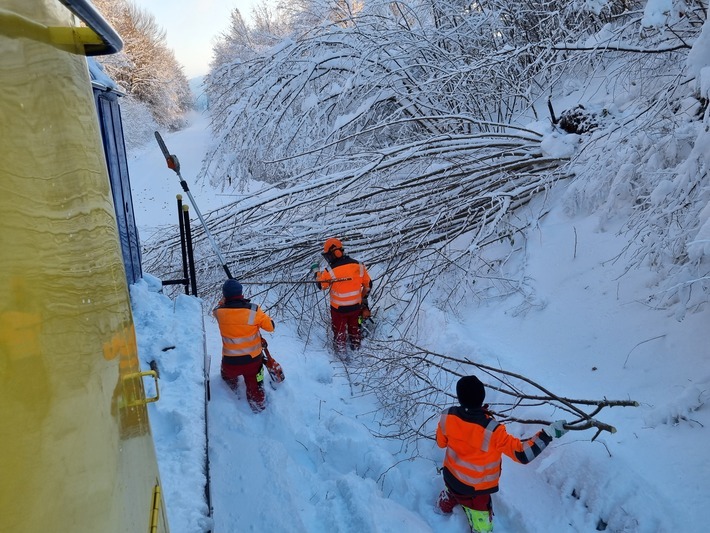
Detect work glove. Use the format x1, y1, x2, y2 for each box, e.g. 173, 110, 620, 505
544, 420, 568, 439
310, 262, 319, 272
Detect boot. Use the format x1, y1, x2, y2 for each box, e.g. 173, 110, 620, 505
436, 489, 457, 514
462, 506, 493, 532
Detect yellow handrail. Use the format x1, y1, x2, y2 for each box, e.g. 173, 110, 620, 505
150, 484, 162, 533
123, 370, 161, 406
0, 0, 122, 56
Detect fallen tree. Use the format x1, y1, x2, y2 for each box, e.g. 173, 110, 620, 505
355, 338, 638, 444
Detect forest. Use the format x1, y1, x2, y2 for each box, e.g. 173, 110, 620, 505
139, 0, 709, 444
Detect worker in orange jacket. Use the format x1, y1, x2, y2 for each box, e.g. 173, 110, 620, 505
213, 279, 275, 412
313, 237, 372, 355
436, 375, 568, 532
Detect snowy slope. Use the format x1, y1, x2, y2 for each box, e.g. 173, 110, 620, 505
129, 111, 709, 533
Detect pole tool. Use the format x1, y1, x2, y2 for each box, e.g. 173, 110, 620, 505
155, 131, 233, 279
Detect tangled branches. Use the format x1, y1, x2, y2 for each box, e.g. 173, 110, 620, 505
353, 338, 637, 444
142, 124, 569, 318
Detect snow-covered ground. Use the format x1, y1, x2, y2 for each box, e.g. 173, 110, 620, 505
128, 110, 709, 533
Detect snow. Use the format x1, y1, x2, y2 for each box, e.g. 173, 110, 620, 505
128, 111, 229, 234
687, 16, 710, 98
128, 111, 709, 533
642, 0, 676, 29
540, 130, 580, 159
87, 57, 119, 91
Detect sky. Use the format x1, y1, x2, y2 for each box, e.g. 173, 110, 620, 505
126, 109, 710, 533
136, 0, 263, 78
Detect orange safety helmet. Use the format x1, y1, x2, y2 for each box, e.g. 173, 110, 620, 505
323, 237, 344, 258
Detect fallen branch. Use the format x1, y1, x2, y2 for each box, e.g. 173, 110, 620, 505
356, 338, 638, 444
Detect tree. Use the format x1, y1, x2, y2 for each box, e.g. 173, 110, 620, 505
93, 0, 193, 131
158, 0, 578, 313
195, 0, 707, 314
210, 1, 297, 68
146, 0, 709, 444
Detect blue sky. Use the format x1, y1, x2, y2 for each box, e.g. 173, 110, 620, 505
137, 0, 261, 78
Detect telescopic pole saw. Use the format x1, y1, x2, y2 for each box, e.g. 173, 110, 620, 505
239, 278, 352, 285
155, 131, 233, 279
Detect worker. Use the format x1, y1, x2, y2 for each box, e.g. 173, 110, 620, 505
213, 279, 275, 412
436, 375, 568, 532
313, 237, 372, 355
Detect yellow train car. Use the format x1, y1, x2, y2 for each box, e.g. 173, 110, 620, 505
0, 1, 168, 532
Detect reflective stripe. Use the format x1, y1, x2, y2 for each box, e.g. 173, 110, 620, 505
247, 304, 257, 325
446, 448, 501, 473
331, 288, 362, 306
438, 412, 448, 434
440, 411, 503, 490
332, 289, 361, 297
222, 331, 261, 345
214, 303, 267, 359
324, 263, 366, 307
522, 435, 547, 462
444, 451, 501, 486
222, 322, 262, 356
481, 419, 498, 452
223, 345, 260, 356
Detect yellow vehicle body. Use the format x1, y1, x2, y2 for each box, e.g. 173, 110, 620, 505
0, 1, 168, 532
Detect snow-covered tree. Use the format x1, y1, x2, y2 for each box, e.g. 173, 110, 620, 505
93, 0, 193, 131
142, 0, 709, 449
210, 2, 296, 68
552, 0, 709, 319
193, 0, 707, 315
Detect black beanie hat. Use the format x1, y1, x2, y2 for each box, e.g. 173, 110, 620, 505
222, 279, 243, 299
456, 376, 485, 408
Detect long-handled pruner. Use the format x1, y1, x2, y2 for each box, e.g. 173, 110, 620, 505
155, 131, 233, 279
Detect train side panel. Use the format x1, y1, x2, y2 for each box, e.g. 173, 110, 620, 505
0, 2, 168, 532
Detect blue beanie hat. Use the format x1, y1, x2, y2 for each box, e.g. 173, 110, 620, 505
222, 279, 243, 299
456, 376, 485, 408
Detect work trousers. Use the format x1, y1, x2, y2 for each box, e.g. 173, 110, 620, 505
438, 489, 492, 513
221, 356, 266, 412
330, 307, 362, 353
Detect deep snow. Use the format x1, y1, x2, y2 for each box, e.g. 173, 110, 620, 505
128, 110, 709, 533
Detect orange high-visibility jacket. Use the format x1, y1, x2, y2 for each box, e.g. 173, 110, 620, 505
436, 406, 552, 495
318, 256, 372, 311
213, 299, 275, 361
